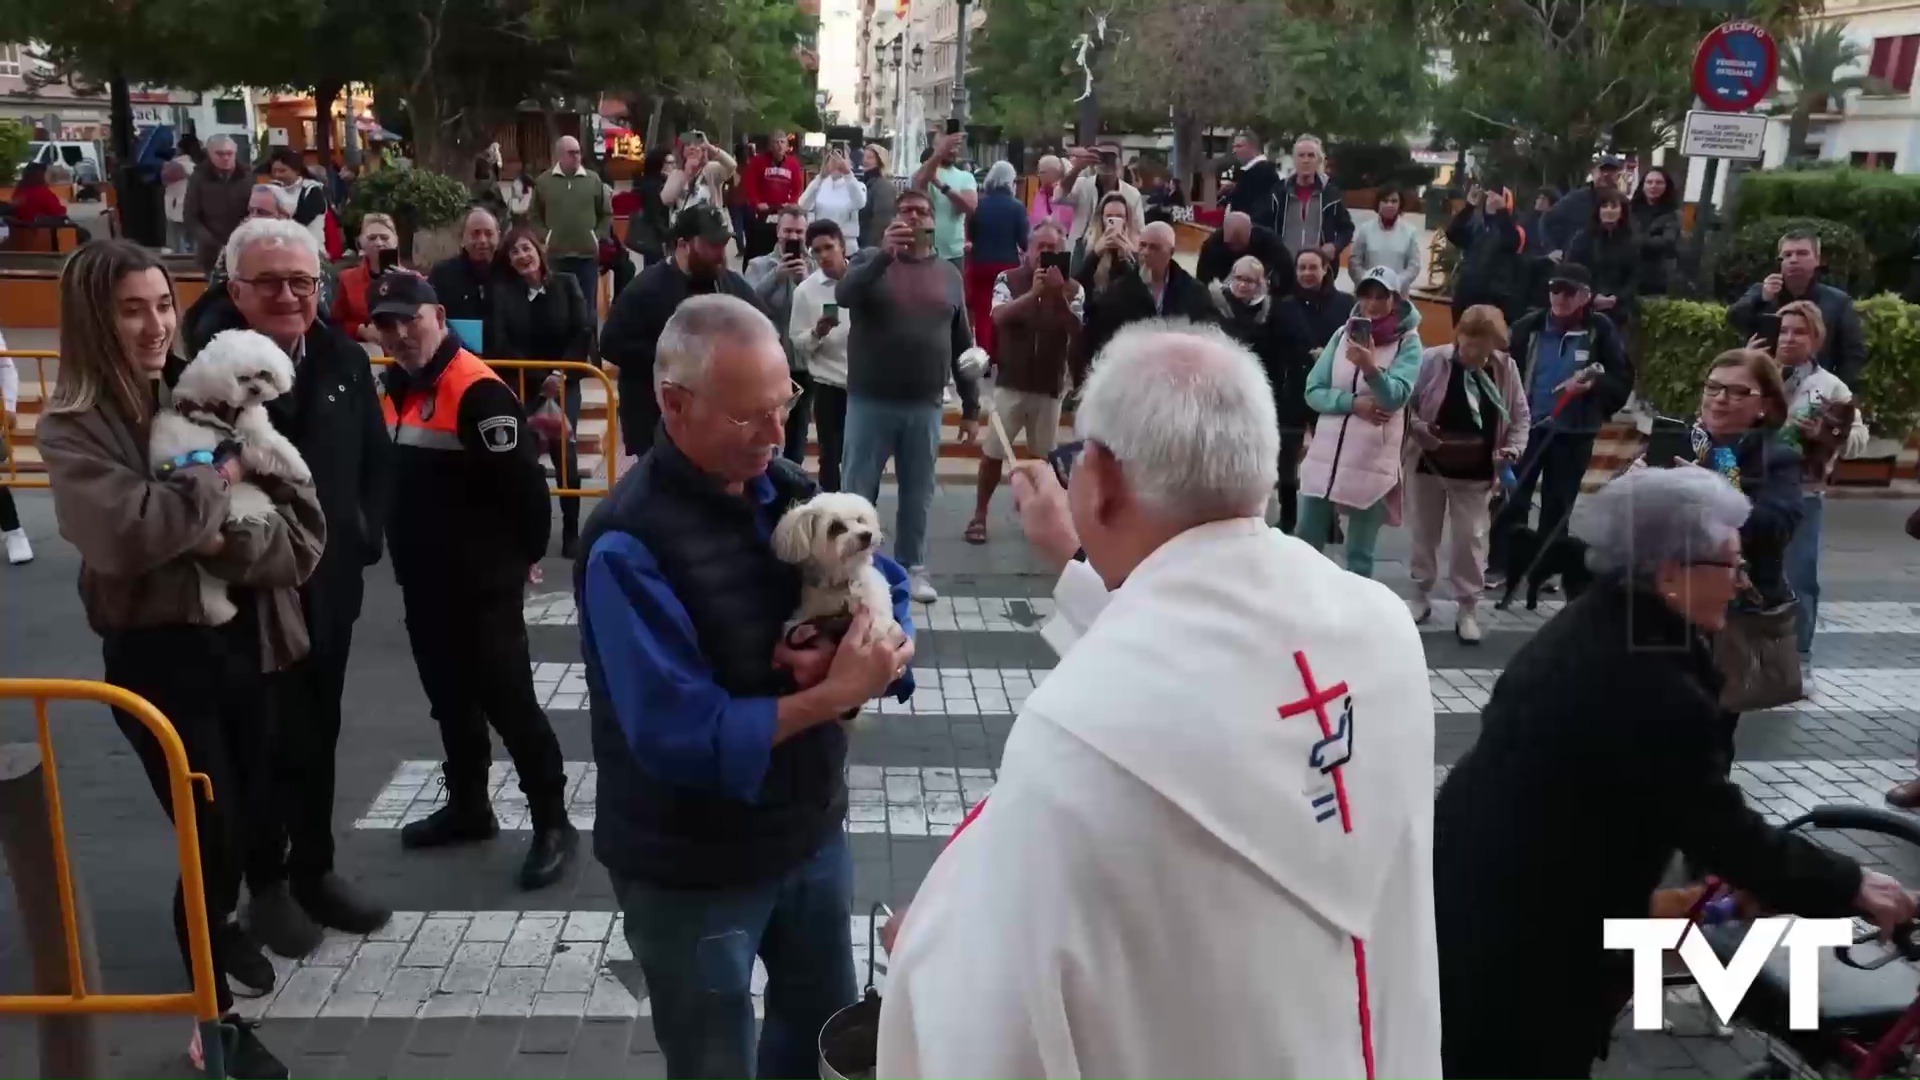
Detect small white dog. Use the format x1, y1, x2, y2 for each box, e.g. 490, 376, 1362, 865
149, 329, 311, 625
771, 492, 900, 648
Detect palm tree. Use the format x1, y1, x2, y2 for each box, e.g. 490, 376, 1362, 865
1774, 24, 1886, 163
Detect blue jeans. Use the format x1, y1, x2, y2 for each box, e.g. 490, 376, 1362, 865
1785, 491, 1824, 656
613, 832, 857, 1079
841, 395, 942, 568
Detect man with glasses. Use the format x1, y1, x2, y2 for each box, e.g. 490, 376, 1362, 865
837, 190, 980, 602
576, 294, 915, 1079
1490, 261, 1633, 584
745, 206, 815, 462
180, 217, 397, 961
370, 272, 577, 890
790, 220, 855, 488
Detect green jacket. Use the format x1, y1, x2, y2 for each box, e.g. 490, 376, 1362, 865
531, 167, 614, 259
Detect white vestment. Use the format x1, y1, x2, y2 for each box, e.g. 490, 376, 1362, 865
877, 519, 1441, 1079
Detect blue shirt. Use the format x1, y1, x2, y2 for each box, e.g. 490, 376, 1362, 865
579, 472, 916, 803
1528, 323, 1587, 424
969, 191, 1031, 266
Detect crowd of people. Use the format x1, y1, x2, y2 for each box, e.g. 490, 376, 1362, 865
9, 120, 1918, 1080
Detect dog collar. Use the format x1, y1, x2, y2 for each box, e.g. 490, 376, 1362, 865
155, 450, 217, 477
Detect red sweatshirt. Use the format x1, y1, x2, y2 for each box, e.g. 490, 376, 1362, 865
742, 152, 805, 210
11, 184, 67, 221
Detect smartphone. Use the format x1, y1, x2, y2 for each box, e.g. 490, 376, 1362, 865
375, 247, 399, 274
1041, 250, 1071, 274
1098, 150, 1118, 167
1645, 416, 1695, 467
945, 118, 962, 135
1103, 215, 1125, 233
917, 226, 935, 246
682, 129, 707, 147
783, 238, 804, 260
1047, 440, 1085, 488
1346, 316, 1373, 346
1756, 313, 1782, 352
823, 302, 839, 324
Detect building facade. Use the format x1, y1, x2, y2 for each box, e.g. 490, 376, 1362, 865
1761, 0, 1920, 173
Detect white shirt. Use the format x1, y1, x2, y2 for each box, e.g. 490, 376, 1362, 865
879, 520, 1442, 1079
1784, 360, 1870, 469
0, 330, 15, 416
1057, 175, 1145, 251
799, 172, 868, 244
789, 268, 851, 388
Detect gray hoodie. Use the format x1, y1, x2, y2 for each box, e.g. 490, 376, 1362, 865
745, 252, 808, 371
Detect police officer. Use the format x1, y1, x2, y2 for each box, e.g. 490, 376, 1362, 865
369, 273, 576, 889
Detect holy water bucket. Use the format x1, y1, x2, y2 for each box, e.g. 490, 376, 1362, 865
819, 902, 890, 1080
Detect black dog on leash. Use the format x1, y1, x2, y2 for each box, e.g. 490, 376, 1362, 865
1493, 526, 1594, 611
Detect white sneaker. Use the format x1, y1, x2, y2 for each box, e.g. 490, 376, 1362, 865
1456, 609, 1483, 644
1407, 595, 1431, 624
3, 529, 30, 566
908, 566, 938, 604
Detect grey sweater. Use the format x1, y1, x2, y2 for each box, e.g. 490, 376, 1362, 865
835, 248, 979, 417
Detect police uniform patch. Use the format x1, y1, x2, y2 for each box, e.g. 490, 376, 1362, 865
477, 415, 518, 452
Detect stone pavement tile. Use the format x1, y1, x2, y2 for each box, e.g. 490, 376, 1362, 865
337, 1015, 415, 1078
391, 1049, 456, 1079
446, 1015, 529, 1075
564, 1017, 639, 1077
511, 1050, 573, 1077
519, 1014, 584, 1054
625, 1049, 668, 1078
403, 1015, 474, 1056
296, 1016, 368, 1056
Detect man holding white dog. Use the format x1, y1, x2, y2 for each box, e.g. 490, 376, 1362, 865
575, 294, 915, 1079
878, 320, 1442, 1078
184, 217, 396, 959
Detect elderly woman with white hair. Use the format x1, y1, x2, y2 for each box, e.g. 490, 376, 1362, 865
1433, 465, 1914, 1079
881, 319, 1444, 1079
967, 160, 1031, 357
1029, 154, 1074, 234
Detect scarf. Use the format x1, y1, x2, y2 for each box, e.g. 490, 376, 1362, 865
1452, 352, 1510, 431
1692, 424, 1743, 488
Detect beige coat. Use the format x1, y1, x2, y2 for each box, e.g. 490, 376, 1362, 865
38, 391, 326, 673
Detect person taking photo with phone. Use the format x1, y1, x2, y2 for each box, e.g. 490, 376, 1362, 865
799, 145, 868, 248
332, 213, 401, 344
1445, 182, 1527, 324
789, 220, 855, 490
1727, 228, 1868, 384
1294, 266, 1423, 578
965, 218, 1085, 545
913, 131, 979, 273
746, 207, 817, 464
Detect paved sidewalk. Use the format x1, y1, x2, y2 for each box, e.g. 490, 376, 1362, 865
4, 484, 1920, 1077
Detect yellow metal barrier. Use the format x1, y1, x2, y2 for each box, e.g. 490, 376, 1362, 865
1, 350, 622, 499
1, 349, 57, 490
0, 680, 224, 1059
368, 356, 622, 499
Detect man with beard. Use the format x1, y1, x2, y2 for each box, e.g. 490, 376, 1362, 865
184, 218, 395, 958
602, 206, 763, 457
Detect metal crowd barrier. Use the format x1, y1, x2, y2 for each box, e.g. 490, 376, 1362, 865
367, 356, 622, 498
0, 679, 227, 1078
1, 350, 56, 490
0, 351, 621, 499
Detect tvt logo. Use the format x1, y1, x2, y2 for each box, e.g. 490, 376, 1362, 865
1604, 917, 1852, 1030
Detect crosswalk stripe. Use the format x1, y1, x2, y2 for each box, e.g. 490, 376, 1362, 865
525, 662, 1920, 719
231, 912, 887, 1021
360, 757, 1916, 839
530, 594, 1920, 635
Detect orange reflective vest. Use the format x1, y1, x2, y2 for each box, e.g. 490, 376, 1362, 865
381, 347, 505, 451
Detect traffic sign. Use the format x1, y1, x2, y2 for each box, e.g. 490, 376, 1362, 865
1680, 110, 1768, 160
1693, 21, 1779, 112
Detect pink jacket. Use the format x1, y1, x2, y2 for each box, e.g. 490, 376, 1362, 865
1298, 303, 1424, 521
1402, 345, 1531, 475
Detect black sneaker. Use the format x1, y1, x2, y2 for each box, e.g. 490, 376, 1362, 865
519, 821, 579, 890
218, 1015, 289, 1080
245, 881, 322, 959
400, 802, 499, 850
294, 873, 392, 935
219, 923, 277, 999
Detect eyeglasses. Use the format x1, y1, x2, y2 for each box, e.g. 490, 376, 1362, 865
235, 275, 320, 298
1548, 283, 1587, 298
1702, 380, 1759, 401
1687, 557, 1750, 582
665, 379, 804, 429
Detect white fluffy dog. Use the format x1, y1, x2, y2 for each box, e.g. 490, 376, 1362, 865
149, 329, 311, 625
771, 492, 900, 648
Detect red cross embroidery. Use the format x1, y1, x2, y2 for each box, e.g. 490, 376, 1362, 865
1278, 650, 1354, 834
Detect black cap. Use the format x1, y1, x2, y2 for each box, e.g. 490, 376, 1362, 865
671, 205, 731, 244
367, 272, 438, 320
1548, 261, 1593, 289
1596, 154, 1624, 170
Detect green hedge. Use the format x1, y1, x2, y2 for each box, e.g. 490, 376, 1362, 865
341, 165, 472, 237
1636, 294, 1920, 437
1735, 168, 1920, 295
1715, 216, 1875, 302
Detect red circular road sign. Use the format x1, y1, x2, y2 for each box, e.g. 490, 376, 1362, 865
1693, 21, 1779, 113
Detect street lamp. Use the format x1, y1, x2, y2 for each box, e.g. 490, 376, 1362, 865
890, 37, 903, 67
911, 42, 924, 72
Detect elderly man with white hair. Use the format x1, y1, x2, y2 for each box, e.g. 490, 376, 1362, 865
879, 319, 1441, 1079
184, 132, 254, 271
531, 135, 615, 318
180, 217, 395, 960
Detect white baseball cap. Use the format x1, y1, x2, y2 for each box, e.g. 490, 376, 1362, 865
1357, 265, 1402, 296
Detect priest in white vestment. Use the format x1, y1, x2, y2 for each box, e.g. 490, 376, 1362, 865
876, 319, 1442, 1079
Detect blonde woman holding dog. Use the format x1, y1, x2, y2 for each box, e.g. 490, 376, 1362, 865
37, 239, 324, 1080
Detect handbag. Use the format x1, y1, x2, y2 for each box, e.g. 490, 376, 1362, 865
1713, 596, 1804, 712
